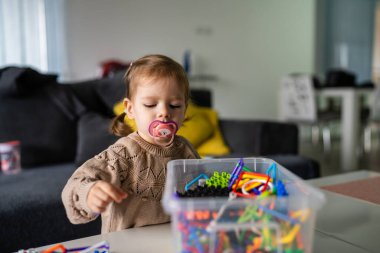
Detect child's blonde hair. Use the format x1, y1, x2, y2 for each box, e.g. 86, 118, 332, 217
111, 54, 190, 137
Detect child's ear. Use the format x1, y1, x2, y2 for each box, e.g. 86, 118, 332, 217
123, 98, 134, 119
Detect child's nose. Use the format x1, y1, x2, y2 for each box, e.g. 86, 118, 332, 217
158, 105, 170, 119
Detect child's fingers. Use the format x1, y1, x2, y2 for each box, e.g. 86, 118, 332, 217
90, 196, 108, 212
94, 187, 114, 203
87, 181, 127, 213
87, 188, 109, 213
98, 181, 128, 203
105, 186, 128, 203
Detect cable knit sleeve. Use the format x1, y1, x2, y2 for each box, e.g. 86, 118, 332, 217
61, 148, 124, 224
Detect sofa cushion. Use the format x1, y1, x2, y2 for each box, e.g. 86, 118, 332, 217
220, 153, 320, 180
266, 154, 320, 179
189, 89, 213, 107
76, 112, 118, 166
0, 86, 82, 167
0, 67, 89, 167
0, 163, 101, 252
67, 72, 126, 117
0, 95, 76, 167
0, 66, 57, 97
219, 120, 298, 156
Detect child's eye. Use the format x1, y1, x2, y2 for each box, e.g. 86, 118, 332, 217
144, 104, 156, 108
170, 104, 182, 109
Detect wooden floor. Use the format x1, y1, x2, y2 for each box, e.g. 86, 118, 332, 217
299, 127, 380, 177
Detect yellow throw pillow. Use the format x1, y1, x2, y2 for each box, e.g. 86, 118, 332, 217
177, 105, 214, 147
113, 102, 215, 148
194, 106, 230, 157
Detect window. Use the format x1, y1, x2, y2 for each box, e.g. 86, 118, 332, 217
0, 0, 67, 80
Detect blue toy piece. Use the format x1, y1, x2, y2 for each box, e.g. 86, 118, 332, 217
185, 173, 210, 191
276, 180, 288, 196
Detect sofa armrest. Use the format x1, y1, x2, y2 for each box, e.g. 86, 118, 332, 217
219, 119, 299, 156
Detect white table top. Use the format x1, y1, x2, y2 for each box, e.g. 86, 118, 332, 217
36, 222, 374, 253
36, 171, 380, 253
36, 224, 176, 253
311, 170, 380, 252
308, 170, 380, 187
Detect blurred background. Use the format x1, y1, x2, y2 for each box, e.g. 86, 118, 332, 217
1, 0, 380, 175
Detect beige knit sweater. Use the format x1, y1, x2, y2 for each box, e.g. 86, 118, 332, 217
62, 132, 199, 233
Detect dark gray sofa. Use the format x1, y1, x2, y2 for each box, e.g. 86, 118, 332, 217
0, 67, 319, 252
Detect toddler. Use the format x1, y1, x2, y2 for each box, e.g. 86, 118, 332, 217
62, 54, 200, 233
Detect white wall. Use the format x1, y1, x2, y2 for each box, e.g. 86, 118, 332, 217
65, 0, 316, 120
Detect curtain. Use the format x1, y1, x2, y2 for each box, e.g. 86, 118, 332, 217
0, 0, 67, 80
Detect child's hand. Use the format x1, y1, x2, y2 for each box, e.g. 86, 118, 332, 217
87, 181, 128, 213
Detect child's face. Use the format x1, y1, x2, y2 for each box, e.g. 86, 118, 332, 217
124, 77, 186, 145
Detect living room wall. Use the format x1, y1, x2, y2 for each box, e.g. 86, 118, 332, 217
65, 0, 316, 120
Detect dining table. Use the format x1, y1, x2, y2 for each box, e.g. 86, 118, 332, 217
315, 86, 373, 171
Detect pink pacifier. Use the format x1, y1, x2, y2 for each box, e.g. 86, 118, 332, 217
148, 120, 179, 146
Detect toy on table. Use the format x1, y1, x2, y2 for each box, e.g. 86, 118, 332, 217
17, 241, 109, 253
173, 158, 310, 253
177, 159, 287, 198
178, 172, 231, 197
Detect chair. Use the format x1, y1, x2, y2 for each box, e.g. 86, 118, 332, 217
362, 84, 380, 153
280, 74, 340, 153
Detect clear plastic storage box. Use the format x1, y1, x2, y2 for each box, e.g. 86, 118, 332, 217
162, 158, 325, 253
